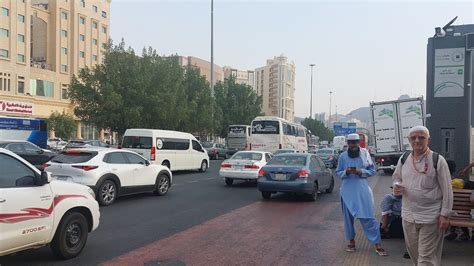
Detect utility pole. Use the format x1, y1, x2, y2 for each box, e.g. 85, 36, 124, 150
309, 64, 315, 119
328, 91, 333, 128
210, 0, 214, 139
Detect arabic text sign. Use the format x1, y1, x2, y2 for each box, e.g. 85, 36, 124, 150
0, 99, 34, 115
434, 48, 465, 98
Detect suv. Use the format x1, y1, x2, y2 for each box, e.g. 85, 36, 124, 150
0, 148, 100, 259
46, 149, 173, 206
0, 140, 57, 170
65, 140, 110, 150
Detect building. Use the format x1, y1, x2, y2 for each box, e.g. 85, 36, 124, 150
0, 0, 111, 139
176, 56, 223, 85
254, 55, 295, 122
222, 66, 255, 89
315, 112, 326, 123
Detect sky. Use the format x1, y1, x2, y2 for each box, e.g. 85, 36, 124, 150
110, 0, 474, 117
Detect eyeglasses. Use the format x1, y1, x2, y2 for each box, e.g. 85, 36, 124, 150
409, 135, 427, 141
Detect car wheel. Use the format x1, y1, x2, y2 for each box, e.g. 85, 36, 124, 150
261, 191, 271, 200
325, 176, 335, 193
199, 160, 208, 172
225, 178, 234, 186
307, 182, 318, 201
162, 161, 170, 169
50, 212, 88, 259
97, 180, 117, 206
154, 174, 170, 196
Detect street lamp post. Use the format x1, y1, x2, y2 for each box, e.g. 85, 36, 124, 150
309, 64, 315, 119
210, 0, 214, 97
328, 91, 333, 127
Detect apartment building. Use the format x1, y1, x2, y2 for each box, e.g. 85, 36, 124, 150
223, 66, 255, 89
176, 56, 223, 85
254, 55, 295, 122
0, 0, 110, 139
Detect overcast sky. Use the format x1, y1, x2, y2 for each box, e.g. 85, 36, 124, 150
110, 0, 473, 117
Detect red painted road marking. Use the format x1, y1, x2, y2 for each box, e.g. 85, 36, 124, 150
103, 199, 344, 266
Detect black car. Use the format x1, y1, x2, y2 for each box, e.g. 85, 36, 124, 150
65, 139, 110, 150
0, 140, 56, 170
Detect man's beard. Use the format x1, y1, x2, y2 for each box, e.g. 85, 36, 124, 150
348, 147, 360, 158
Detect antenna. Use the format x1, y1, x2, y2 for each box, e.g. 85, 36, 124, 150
434, 16, 458, 37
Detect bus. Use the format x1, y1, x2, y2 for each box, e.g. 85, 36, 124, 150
250, 116, 308, 154
227, 125, 251, 151
0, 116, 48, 148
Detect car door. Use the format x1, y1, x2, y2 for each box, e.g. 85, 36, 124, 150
316, 156, 331, 187
103, 152, 135, 187
310, 156, 327, 186
192, 140, 206, 169
123, 152, 157, 187
0, 153, 53, 252
22, 142, 49, 167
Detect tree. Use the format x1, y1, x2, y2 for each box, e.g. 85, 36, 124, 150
47, 111, 76, 140
301, 117, 334, 141
214, 77, 263, 137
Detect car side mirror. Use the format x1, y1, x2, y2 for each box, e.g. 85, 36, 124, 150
40, 171, 51, 185
145, 160, 150, 166
37, 149, 44, 154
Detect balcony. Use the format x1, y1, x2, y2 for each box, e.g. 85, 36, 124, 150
30, 58, 53, 71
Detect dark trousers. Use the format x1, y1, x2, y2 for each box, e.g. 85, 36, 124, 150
380, 215, 404, 239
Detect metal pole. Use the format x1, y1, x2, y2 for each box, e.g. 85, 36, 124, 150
210, 0, 214, 97
328, 91, 332, 127
309, 64, 315, 119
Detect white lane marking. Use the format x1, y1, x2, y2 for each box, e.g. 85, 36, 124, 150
187, 180, 199, 183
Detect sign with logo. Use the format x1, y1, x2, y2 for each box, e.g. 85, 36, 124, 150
333, 122, 357, 136
0, 100, 34, 115
434, 48, 465, 97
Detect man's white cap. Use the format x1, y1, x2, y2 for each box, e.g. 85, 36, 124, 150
408, 126, 430, 137
347, 133, 360, 141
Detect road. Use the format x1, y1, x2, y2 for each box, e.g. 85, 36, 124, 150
1, 159, 345, 266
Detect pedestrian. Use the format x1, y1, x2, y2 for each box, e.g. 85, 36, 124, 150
392, 126, 453, 266
336, 133, 387, 256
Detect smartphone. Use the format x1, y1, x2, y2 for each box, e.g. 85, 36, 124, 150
348, 167, 356, 170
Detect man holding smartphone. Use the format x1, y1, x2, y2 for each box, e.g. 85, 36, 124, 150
336, 133, 387, 256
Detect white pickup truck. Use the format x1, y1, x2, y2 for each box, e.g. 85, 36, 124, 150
0, 148, 100, 259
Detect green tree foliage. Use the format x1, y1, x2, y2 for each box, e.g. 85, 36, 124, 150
47, 111, 76, 140
214, 77, 263, 137
301, 117, 334, 141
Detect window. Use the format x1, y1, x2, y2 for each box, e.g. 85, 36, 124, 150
52, 152, 98, 164
102, 11, 107, 18
79, 17, 85, 24
80, 34, 85, 41
122, 136, 152, 149
0, 28, 9, 38
0, 153, 37, 188
102, 43, 107, 49
123, 153, 147, 165
61, 11, 68, 20
156, 138, 190, 150
265, 154, 272, 162
80, 0, 85, 7
17, 14, 25, 22
1, 7, 9, 17
92, 22, 98, 29
251, 120, 280, 134
61, 30, 67, 37
23, 143, 41, 153
192, 140, 202, 152
92, 5, 98, 12
0, 49, 8, 58
18, 80, 24, 93
17, 34, 25, 42
104, 152, 128, 164
6, 143, 24, 153
92, 55, 97, 61
61, 47, 67, 55
61, 64, 68, 72
79, 51, 85, 58
30, 79, 54, 97
61, 86, 68, 99
92, 38, 97, 45
102, 26, 107, 34
17, 54, 25, 63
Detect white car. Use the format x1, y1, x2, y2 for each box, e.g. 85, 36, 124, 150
46, 148, 172, 206
219, 151, 273, 186
0, 148, 99, 259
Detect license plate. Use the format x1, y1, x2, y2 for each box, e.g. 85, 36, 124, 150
234, 165, 243, 169
53, 176, 69, 181
274, 174, 287, 180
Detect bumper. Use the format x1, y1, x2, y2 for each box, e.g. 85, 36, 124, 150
91, 201, 100, 231
257, 178, 314, 194
219, 169, 259, 180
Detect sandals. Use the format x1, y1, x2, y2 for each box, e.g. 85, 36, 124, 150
375, 248, 388, 256
346, 244, 356, 252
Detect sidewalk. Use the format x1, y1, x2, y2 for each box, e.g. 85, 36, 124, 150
339, 171, 474, 266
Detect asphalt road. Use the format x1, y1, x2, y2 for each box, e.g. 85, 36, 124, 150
1, 159, 344, 266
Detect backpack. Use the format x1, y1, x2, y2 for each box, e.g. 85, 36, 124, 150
400, 151, 439, 174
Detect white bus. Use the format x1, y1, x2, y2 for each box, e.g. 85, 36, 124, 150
250, 116, 308, 154
227, 125, 251, 151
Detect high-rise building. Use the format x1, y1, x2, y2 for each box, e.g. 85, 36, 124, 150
315, 112, 326, 123
255, 55, 295, 122
176, 56, 223, 85
0, 0, 111, 139
223, 66, 255, 89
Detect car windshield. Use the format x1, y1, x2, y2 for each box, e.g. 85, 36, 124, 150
267, 155, 307, 166
231, 152, 262, 161
274, 149, 295, 154
51, 151, 98, 164
122, 136, 152, 149
317, 149, 334, 155
201, 142, 213, 148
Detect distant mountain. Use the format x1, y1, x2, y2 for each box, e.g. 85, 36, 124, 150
346, 107, 371, 125
294, 116, 305, 124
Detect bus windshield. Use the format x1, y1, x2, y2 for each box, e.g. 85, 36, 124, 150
251, 121, 279, 134
228, 126, 247, 138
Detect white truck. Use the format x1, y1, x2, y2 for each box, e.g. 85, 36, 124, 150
0, 148, 100, 259
370, 97, 424, 173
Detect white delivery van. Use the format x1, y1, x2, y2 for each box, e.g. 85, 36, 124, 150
332, 136, 346, 152
122, 129, 209, 172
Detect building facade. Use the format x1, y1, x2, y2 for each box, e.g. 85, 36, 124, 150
223, 66, 255, 89
255, 55, 295, 122
0, 0, 110, 139
176, 56, 223, 85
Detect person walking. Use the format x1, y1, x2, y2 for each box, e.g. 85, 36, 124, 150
392, 126, 453, 265
336, 133, 387, 256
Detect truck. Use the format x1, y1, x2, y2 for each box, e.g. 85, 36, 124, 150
370, 97, 424, 173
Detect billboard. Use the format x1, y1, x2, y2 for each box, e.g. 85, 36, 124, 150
333, 122, 357, 136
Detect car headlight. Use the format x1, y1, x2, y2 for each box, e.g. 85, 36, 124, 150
87, 187, 96, 199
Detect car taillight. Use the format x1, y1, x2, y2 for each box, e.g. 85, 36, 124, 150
244, 144, 248, 150
221, 163, 232, 168
258, 169, 266, 177
72, 165, 98, 171
245, 164, 259, 169
279, 143, 282, 149
65, 150, 82, 154
249, 143, 252, 150
117, 145, 122, 149
297, 170, 309, 178
42, 163, 50, 169
150, 146, 156, 161
211, 149, 217, 154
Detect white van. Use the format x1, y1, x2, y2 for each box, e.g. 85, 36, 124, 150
122, 129, 209, 172
332, 136, 346, 152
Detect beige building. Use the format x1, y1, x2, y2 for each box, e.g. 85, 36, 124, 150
223, 66, 255, 89
176, 56, 223, 85
0, 0, 110, 139
255, 55, 295, 122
